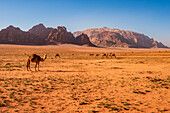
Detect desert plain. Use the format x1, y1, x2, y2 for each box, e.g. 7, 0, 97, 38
0, 44, 169, 113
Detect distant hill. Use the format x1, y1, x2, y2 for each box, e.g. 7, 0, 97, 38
73, 27, 168, 48
0, 24, 94, 46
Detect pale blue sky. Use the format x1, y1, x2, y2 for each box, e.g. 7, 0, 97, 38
0, 0, 170, 46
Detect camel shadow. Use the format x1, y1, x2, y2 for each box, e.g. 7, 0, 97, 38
46, 70, 86, 73
115, 57, 124, 60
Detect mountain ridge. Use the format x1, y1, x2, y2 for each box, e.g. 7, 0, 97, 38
0, 24, 168, 48
0, 24, 94, 46
73, 27, 168, 48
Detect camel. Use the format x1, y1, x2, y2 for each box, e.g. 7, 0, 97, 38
102, 53, 108, 58
102, 53, 116, 58
108, 53, 116, 58
27, 54, 47, 71
55, 54, 61, 58
96, 54, 100, 57
90, 54, 94, 56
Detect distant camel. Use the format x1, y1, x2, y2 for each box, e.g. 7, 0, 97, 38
102, 53, 116, 58
102, 53, 108, 58
90, 54, 94, 56
55, 54, 61, 58
96, 54, 100, 57
27, 54, 47, 71
108, 53, 116, 58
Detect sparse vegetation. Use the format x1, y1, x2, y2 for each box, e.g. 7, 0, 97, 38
0, 45, 169, 112
133, 90, 146, 94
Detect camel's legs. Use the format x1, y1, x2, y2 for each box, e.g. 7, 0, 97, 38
29, 66, 31, 71
27, 59, 31, 71
35, 62, 37, 71
27, 64, 30, 71
27, 65, 28, 71
37, 62, 40, 71
27, 65, 29, 71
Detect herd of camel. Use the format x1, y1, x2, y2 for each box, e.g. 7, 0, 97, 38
26, 53, 116, 71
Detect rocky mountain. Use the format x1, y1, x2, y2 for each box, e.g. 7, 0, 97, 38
0, 24, 94, 46
73, 27, 168, 48
0, 25, 46, 45
46, 26, 75, 44
89, 31, 137, 48
28, 24, 53, 40
74, 33, 96, 47
0, 24, 168, 48
28, 24, 46, 35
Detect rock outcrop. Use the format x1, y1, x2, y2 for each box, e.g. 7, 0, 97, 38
152, 41, 166, 48
28, 24, 53, 41
46, 26, 75, 44
74, 33, 96, 46
73, 27, 168, 48
28, 24, 46, 35
89, 31, 137, 47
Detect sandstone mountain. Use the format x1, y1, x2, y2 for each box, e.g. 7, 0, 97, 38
89, 31, 136, 48
74, 33, 96, 47
0, 24, 93, 46
28, 24, 46, 35
28, 24, 53, 41
73, 27, 168, 48
0, 25, 168, 48
46, 26, 75, 44
0, 25, 46, 45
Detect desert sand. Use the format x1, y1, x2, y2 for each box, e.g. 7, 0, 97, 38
0, 44, 169, 113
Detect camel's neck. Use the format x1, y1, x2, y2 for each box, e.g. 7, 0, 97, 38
40, 55, 47, 61
40, 58, 46, 61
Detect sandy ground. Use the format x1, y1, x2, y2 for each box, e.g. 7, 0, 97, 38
0, 44, 170, 113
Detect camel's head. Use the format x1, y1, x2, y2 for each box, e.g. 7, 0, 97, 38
44, 54, 47, 59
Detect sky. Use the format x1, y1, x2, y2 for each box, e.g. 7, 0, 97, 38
0, 0, 170, 46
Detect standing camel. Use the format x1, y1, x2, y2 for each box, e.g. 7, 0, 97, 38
102, 53, 108, 58
27, 54, 47, 71
102, 53, 116, 58
108, 53, 116, 58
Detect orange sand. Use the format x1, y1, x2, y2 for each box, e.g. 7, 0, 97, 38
0, 44, 169, 113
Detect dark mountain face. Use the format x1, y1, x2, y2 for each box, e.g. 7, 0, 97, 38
28, 24, 46, 35
0, 25, 46, 45
0, 24, 94, 46
46, 26, 75, 44
28, 24, 54, 41
73, 27, 168, 48
74, 33, 96, 47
